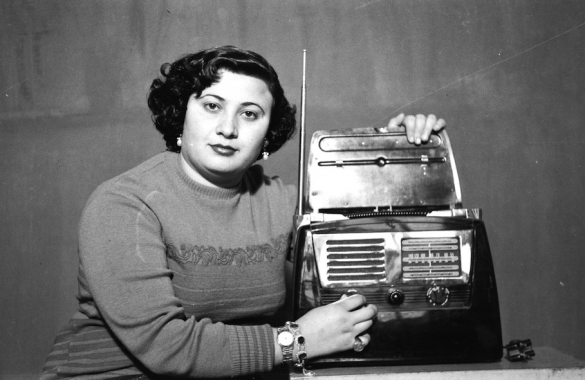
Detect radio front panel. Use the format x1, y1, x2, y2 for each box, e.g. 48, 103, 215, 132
305, 229, 474, 312
313, 230, 472, 288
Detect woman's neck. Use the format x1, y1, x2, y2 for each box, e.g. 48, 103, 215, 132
177, 153, 243, 189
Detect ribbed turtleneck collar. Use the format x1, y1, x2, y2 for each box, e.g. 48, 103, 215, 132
164, 151, 242, 200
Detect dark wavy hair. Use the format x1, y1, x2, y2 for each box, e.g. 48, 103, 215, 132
147, 46, 297, 158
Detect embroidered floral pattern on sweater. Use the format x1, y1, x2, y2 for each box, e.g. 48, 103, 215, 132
166, 233, 290, 266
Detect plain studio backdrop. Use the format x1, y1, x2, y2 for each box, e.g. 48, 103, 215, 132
1, 1, 584, 378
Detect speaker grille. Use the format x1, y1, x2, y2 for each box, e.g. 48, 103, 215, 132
325, 238, 387, 283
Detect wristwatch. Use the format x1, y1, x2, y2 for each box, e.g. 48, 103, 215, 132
277, 325, 295, 363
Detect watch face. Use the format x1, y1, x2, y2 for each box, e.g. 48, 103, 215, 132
278, 331, 294, 346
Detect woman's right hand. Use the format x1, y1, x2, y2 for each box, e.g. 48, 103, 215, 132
295, 294, 378, 359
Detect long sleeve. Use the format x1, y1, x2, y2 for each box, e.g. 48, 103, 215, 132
42, 152, 295, 379
78, 186, 276, 378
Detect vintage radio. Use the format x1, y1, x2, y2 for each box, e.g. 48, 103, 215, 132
290, 124, 503, 365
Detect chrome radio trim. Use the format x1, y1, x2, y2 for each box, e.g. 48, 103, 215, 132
312, 230, 472, 288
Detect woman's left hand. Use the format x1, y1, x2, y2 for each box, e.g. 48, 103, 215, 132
387, 113, 446, 145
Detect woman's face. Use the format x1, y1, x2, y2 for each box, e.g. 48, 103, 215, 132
179, 70, 273, 188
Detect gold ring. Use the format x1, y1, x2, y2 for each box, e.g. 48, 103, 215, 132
353, 336, 365, 352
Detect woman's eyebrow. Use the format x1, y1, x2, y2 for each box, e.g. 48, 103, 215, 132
199, 94, 225, 101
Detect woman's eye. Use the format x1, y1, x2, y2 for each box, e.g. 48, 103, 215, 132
242, 111, 258, 120
204, 103, 220, 111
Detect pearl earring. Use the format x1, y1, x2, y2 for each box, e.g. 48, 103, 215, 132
262, 139, 269, 160
177, 136, 182, 147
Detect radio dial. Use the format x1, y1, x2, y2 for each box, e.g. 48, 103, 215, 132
386, 289, 405, 305
427, 285, 450, 306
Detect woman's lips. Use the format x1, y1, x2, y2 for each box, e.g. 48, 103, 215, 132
210, 144, 237, 156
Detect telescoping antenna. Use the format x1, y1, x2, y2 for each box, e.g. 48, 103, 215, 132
297, 50, 307, 215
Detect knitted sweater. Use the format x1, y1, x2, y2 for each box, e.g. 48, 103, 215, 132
41, 151, 297, 379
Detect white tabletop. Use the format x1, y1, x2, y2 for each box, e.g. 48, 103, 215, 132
289, 347, 585, 379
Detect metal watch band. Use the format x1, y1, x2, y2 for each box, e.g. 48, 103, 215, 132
277, 325, 294, 363
282, 344, 294, 362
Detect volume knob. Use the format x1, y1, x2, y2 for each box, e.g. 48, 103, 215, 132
386, 289, 405, 305
426, 286, 450, 306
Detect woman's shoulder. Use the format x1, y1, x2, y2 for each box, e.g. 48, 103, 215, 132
85, 152, 170, 207
245, 165, 296, 192
244, 165, 298, 208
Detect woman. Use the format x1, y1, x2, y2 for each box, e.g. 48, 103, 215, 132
41, 46, 445, 379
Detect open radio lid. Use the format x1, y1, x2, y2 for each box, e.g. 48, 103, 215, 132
304, 127, 462, 213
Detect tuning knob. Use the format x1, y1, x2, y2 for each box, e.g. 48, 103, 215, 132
426, 285, 450, 306
386, 289, 405, 305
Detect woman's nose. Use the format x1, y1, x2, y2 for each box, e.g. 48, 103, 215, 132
216, 115, 238, 138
